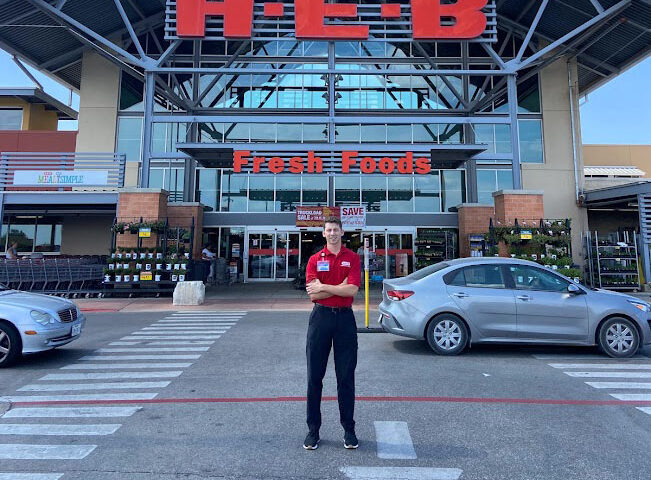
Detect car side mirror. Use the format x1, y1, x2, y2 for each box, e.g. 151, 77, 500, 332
567, 284, 583, 295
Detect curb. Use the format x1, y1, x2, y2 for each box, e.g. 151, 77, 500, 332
357, 327, 385, 333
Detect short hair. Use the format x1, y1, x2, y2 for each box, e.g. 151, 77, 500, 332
323, 216, 342, 229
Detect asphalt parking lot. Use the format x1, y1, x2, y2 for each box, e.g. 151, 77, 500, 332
1, 310, 651, 480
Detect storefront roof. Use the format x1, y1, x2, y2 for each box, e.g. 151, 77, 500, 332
0, 87, 77, 120
0, 1, 648, 95
583, 180, 651, 207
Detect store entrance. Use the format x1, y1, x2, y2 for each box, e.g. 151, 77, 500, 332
247, 231, 300, 281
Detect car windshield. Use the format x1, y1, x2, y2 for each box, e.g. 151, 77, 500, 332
0, 283, 8, 291
405, 262, 450, 281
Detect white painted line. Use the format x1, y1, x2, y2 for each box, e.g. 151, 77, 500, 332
565, 371, 651, 378
18, 382, 170, 392
99, 347, 209, 352
610, 393, 651, 401
146, 341, 215, 345
3, 406, 142, 418
62, 363, 193, 369
586, 382, 651, 389
0, 393, 157, 403
40, 371, 182, 381
534, 354, 647, 360
340, 467, 463, 480
157, 320, 238, 323
81, 354, 202, 360
121, 336, 221, 341
0, 424, 121, 436
636, 407, 651, 415
132, 330, 227, 334
109, 342, 140, 345
171, 311, 245, 315
550, 363, 651, 370
374, 421, 417, 459
144, 326, 233, 329
0, 444, 97, 460
0, 474, 64, 480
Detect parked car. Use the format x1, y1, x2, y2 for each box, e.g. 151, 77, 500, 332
0, 283, 86, 367
379, 258, 651, 358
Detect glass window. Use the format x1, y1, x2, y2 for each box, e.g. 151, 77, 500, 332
119, 74, 144, 111
518, 74, 541, 113
360, 125, 386, 143
301, 175, 328, 206
387, 176, 414, 212
196, 169, 219, 212
0, 109, 22, 130
277, 124, 302, 143
250, 123, 277, 142
477, 169, 514, 205
413, 124, 439, 144
444, 268, 465, 286
441, 170, 466, 212
508, 265, 570, 292
519, 119, 543, 163
116, 117, 143, 162
302, 123, 328, 143
276, 175, 301, 211
463, 265, 506, 289
34, 221, 62, 253
415, 173, 441, 212
149, 168, 165, 189
387, 125, 412, 143
474, 124, 512, 154
362, 176, 386, 212
224, 123, 250, 142
496, 170, 514, 192
335, 175, 361, 206
166, 168, 185, 202
248, 175, 275, 212
221, 172, 248, 212
7, 219, 35, 253
335, 124, 360, 143
0, 222, 8, 252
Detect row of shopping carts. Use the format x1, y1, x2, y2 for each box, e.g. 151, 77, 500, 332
0, 258, 105, 297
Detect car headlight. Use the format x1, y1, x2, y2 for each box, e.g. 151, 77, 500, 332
628, 300, 650, 312
30, 310, 56, 326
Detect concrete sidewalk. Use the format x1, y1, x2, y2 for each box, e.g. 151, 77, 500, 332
75, 282, 385, 313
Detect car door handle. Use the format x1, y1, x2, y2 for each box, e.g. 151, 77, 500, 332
452, 292, 469, 298
517, 295, 532, 301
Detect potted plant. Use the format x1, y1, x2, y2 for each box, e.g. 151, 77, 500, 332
110, 248, 116, 259
132, 268, 139, 282
178, 270, 186, 282
155, 272, 161, 282
114, 267, 123, 283
128, 222, 140, 234
156, 260, 163, 271
139, 248, 146, 260
174, 262, 180, 270
116, 249, 123, 259
145, 263, 152, 271
171, 270, 179, 282
147, 249, 154, 259
156, 247, 163, 260
107, 258, 115, 271
123, 269, 131, 282
135, 260, 142, 270
166, 261, 173, 271
103, 267, 112, 283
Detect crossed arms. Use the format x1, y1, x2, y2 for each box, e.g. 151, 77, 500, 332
306, 277, 359, 301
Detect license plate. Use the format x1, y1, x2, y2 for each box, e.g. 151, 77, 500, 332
71, 324, 81, 336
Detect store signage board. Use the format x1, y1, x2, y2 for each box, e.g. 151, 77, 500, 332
140, 272, 153, 281
296, 206, 366, 229
234, 151, 433, 175
171, 0, 493, 41
520, 230, 532, 240
139, 228, 152, 238
13, 170, 109, 187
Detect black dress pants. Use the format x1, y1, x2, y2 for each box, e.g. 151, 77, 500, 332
306, 305, 358, 434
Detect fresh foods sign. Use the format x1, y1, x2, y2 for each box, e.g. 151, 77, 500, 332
235, 151, 432, 174
174, 0, 489, 40
296, 206, 366, 229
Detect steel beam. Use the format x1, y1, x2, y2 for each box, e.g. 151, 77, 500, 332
156, 39, 182, 67
514, 0, 549, 63
112, 0, 147, 60
149, 67, 511, 76
140, 72, 155, 188
151, 114, 512, 124
506, 75, 521, 190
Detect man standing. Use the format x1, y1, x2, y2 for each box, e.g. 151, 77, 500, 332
303, 217, 361, 450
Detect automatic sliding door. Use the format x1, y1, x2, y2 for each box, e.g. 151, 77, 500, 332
248, 233, 274, 279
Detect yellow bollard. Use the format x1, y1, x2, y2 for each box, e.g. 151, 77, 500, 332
365, 268, 369, 328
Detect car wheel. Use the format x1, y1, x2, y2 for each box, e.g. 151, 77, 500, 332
598, 317, 639, 358
0, 322, 21, 368
426, 314, 468, 355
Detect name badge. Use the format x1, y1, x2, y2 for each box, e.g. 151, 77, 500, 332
341, 261, 351, 267
317, 261, 330, 272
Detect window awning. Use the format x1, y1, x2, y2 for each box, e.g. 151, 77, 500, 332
584, 166, 646, 177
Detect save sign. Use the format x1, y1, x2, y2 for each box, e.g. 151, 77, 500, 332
341, 206, 366, 230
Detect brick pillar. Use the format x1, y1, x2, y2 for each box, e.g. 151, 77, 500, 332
167, 203, 204, 260
116, 188, 169, 249
493, 190, 544, 225
457, 204, 495, 258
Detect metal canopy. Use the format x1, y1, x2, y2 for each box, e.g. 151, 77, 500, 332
584, 181, 651, 207
0, 0, 647, 94
0, 87, 77, 119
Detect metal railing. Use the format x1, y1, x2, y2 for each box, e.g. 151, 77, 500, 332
0, 152, 126, 190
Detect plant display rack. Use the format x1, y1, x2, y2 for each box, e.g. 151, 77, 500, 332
485, 219, 581, 281
415, 229, 457, 270
102, 217, 195, 297
584, 231, 640, 291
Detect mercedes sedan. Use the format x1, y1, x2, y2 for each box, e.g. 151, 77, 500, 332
379, 258, 651, 358
0, 283, 86, 367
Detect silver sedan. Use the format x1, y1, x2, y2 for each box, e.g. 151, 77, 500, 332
0, 283, 86, 367
379, 258, 651, 358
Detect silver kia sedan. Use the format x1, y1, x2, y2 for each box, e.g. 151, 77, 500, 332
379, 258, 651, 358
0, 283, 86, 367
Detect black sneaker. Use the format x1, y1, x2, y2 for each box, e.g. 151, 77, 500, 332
344, 431, 358, 449
303, 431, 319, 450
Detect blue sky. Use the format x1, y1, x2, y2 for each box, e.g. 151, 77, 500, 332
0, 49, 649, 143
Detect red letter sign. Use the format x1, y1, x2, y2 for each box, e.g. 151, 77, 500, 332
294, 0, 369, 39
176, 0, 253, 38
411, 0, 487, 39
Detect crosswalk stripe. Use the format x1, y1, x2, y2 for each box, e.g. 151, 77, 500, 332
40, 372, 182, 381
145, 325, 234, 329
2, 407, 142, 418
0, 444, 97, 460
550, 363, 651, 370
0, 474, 64, 480
534, 354, 648, 360
565, 371, 651, 378
586, 382, 651, 389
18, 382, 170, 392
157, 319, 238, 322
61, 363, 192, 370
153, 324, 236, 327
374, 421, 417, 459
121, 336, 221, 340
0, 393, 157, 403
140, 327, 229, 331
110, 341, 215, 346
0, 424, 121, 436
134, 331, 227, 335
636, 407, 651, 415
171, 312, 245, 315
340, 467, 463, 480
99, 347, 209, 352
81, 354, 202, 360
609, 394, 651, 401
